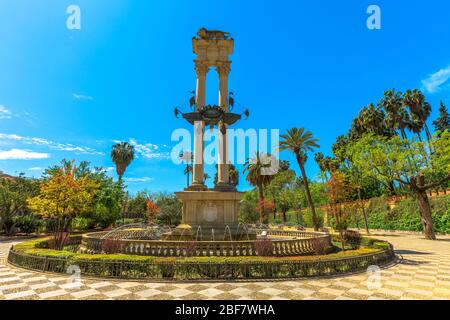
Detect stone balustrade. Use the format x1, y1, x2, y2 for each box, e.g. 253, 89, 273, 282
79, 230, 332, 257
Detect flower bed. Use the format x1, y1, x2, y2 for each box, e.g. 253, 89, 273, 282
7, 237, 396, 280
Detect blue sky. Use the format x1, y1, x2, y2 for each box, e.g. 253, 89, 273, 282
1, 0, 450, 194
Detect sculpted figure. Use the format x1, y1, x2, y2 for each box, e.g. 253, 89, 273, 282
197, 28, 231, 40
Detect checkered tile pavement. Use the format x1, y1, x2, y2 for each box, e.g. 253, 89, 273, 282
1, 233, 450, 300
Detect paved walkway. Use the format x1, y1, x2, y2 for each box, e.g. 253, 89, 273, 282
1, 233, 450, 300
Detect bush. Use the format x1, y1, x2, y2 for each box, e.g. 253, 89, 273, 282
72, 217, 95, 231
310, 237, 330, 255
101, 238, 122, 254
342, 230, 362, 249
303, 209, 324, 229
239, 200, 259, 224
13, 215, 42, 235
364, 195, 450, 233
255, 238, 273, 256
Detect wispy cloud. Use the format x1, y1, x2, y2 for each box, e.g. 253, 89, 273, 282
73, 93, 94, 101
422, 66, 450, 93
0, 105, 12, 120
124, 177, 154, 183
0, 149, 49, 160
128, 138, 170, 160
28, 167, 44, 171
0, 133, 104, 156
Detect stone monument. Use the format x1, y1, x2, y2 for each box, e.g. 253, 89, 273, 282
167, 28, 255, 241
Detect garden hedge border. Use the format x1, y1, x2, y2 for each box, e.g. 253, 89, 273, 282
7, 237, 396, 280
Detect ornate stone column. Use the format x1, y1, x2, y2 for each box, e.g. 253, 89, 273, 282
191, 60, 209, 190
216, 61, 232, 189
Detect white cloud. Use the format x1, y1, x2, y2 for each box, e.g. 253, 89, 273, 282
105, 167, 115, 172
28, 167, 44, 171
73, 93, 94, 100
0, 149, 49, 160
0, 105, 12, 120
124, 177, 154, 183
0, 133, 104, 156
422, 66, 450, 93
128, 138, 170, 160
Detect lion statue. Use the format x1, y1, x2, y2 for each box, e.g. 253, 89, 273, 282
196, 28, 231, 40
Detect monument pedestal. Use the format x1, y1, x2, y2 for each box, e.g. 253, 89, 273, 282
165, 191, 256, 241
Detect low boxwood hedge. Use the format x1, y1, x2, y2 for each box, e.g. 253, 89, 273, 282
8, 236, 395, 280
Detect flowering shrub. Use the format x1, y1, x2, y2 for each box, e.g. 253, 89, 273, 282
343, 230, 362, 249
184, 241, 198, 257
255, 238, 273, 256
311, 237, 330, 255
146, 200, 160, 224
102, 238, 122, 254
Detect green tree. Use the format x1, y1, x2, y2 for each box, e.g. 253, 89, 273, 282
28, 160, 99, 248
379, 89, 410, 139
127, 191, 151, 218
154, 193, 182, 226
433, 101, 450, 135
403, 89, 433, 143
266, 169, 296, 220
243, 152, 275, 224
279, 128, 320, 230
349, 132, 450, 240
111, 142, 136, 181
0, 175, 39, 235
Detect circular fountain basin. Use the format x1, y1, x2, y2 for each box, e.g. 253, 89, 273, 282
79, 226, 332, 257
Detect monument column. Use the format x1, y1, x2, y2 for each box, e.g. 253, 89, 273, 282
216, 61, 231, 187
191, 60, 209, 189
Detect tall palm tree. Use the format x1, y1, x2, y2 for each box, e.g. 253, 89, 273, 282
279, 128, 320, 231
379, 89, 410, 139
314, 152, 327, 183
243, 152, 274, 224
111, 142, 135, 181
403, 89, 433, 143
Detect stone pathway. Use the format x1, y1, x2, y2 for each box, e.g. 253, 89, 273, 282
1, 233, 450, 300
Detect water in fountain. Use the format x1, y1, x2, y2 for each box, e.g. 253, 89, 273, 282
224, 225, 232, 241
211, 229, 215, 241
195, 226, 203, 241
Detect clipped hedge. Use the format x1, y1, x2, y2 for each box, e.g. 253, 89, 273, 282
348, 195, 450, 234
7, 236, 395, 280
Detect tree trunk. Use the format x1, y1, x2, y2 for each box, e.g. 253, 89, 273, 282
357, 190, 370, 235
424, 123, 432, 143
400, 128, 407, 140
282, 210, 287, 224
296, 155, 319, 231
414, 189, 436, 240
258, 183, 268, 224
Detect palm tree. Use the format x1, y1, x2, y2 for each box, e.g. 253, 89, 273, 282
380, 89, 410, 139
184, 164, 193, 188
403, 89, 433, 143
243, 152, 274, 224
111, 142, 135, 181
350, 103, 393, 140
279, 128, 320, 231
314, 152, 327, 183
203, 173, 211, 184
407, 116, 425, 142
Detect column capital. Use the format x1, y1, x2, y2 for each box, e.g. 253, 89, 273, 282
194, 60, 210, 77
216, 61, 231, 76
